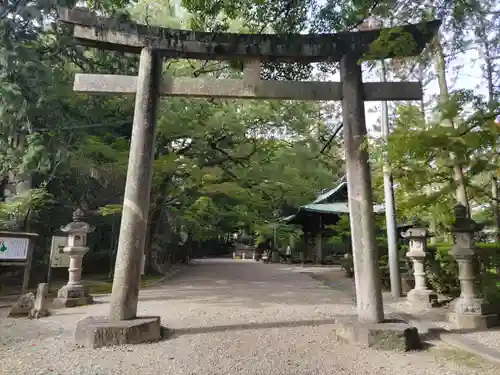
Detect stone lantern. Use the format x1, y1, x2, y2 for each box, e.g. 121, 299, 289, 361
447, 204, 498, 329
401, 227, 437, 309
54, 209, 94, 308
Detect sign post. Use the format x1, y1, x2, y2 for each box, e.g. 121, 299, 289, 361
0, 231, 39, 294
47, 235, 70, 290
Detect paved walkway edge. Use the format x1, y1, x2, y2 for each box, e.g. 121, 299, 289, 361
439, 333, 500, 365
391, 311, 500, 365
305, 273, 500, 365
142, 264, 188, 289
0, 265, 188, 307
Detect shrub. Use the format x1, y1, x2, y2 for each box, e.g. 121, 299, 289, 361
424, 242, 500, 298
82, 250, 112, 275
425, 244, 460, 296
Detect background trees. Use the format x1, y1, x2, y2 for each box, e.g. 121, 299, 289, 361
0, 0, 497, 284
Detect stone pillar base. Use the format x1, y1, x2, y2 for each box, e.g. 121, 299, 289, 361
334, 315, 421, 351
53, 284, 93, 308
407, 289, 438, 309
447, 297, 500, 329
271, 251, 280, 263
401, 276, 415, 295
75, 316, 162, 348
447, 312, 499, 329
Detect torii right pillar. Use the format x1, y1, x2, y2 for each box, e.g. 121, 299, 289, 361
340, 52, 384, 323
334, 53, 422, 351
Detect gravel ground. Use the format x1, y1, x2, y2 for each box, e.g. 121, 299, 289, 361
462, 331, 500, 351
1, 259, 499, 375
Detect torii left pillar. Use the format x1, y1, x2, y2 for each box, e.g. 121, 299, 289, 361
74, 48, 163, 348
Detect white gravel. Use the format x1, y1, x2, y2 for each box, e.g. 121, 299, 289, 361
0, 259, 498, 375
462, 331, 500, 352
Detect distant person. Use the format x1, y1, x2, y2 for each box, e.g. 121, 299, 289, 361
264, 240, 273, 263
285, 244, 292, 263
255, 242, 266, 261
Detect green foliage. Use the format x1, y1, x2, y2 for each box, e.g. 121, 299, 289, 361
253, 222, 300, 249
0, 187, 54, 229
326, 215, 350, 248
425, 244, 460, 296
363, 27, 417, 61
99, 204, 123, 217
370, 93, 500, 234
424, 242, 500, 298
0, 0, 496, 283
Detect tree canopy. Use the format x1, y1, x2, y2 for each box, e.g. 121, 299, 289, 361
0, 0, 498, 275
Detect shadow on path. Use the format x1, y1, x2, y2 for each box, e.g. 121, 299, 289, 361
163, 318, 337, 338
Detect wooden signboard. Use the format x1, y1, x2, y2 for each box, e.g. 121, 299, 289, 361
0, 237, 30, 260
0, 231, 38, 294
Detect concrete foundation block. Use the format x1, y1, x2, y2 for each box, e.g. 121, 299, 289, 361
447, 312, 499, 330
407, 289, 438, 309
74, 316, 162, 348
334, 315, 421, 351
53, 284, 93, 308
401, 276, 415, 295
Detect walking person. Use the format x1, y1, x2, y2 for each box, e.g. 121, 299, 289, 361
264, 240, 273, 263
285, 244, 292, 264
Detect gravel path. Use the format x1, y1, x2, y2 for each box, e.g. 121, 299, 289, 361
1, 259, 498, 375
462, 331, 500, 352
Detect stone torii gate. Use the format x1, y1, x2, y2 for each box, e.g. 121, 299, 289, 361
59, 8, 440, 348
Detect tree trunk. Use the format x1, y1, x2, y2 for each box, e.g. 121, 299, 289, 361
144, 205, 162, 274
144, 173, 172, 274
433, 35, 471, 216
108, 215, 120, 279
493, 178, 500, 244
476, 14, 500, 243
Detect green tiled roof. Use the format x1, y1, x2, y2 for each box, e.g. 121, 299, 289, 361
280, 178, 385, 225
302, 202, 385, 214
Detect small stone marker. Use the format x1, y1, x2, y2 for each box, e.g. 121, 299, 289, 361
8, 292, 35, 317
29, 283, 50, 319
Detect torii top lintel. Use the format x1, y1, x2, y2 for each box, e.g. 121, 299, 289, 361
59, 8, 441, 63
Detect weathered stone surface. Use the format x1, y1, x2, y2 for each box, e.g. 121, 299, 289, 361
29, 283, 50, 319
340, 52, 384, 323
8, 292, 35, 317
54, 211, 94, 309
58, 7, 441, 62
447, 204, 497, 329
402, 227, 438, 309
73, 74, 423, 102
334, 315, 421, 351
406, 289, 438, 309
108, 47, 161, 321
401, 275, 415, 295
53, 284, 93, 308
74, 316, 162, 348
447, 312, 499, 330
